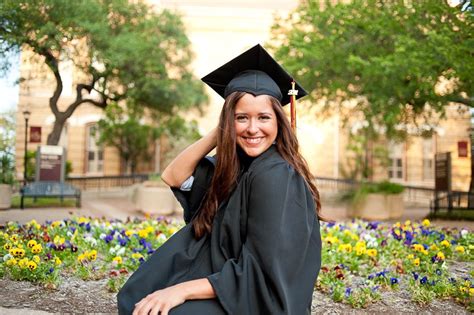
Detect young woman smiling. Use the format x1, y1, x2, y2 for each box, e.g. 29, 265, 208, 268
118, 44, 322, 315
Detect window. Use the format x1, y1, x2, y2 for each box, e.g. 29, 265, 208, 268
422, 138, 434, 181
388, 142, 404, 180
86, 124, 103, 174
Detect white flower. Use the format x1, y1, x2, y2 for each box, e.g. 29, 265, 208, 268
109, 247, 116, 254
3, 254, 12, 262
460, 229, 468, 238
157, 234, 167, 242
99, 233, 106, 240
116, 247, 126, 256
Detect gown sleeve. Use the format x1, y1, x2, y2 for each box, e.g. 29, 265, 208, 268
207, 161, 321, 315
170, 156, 215, 224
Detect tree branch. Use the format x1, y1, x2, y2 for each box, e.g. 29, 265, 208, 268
446, 95, 473, 107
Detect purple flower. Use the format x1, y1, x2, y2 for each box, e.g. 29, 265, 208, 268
430, 280, 436, 286
48, 267, 54, 274
368, 274, 374, 280
367, 222, 379, 230
85, 223, 91, 232
104, 234, 114, 244
118, 237, 128, 246
147, 249, 155, 255
450, 240, 457, 245
381, 240, 388, 247
412, 272, 419, 280
390, 277, 399, 285
420, 276, 428, 284
449, 277, 456, 283
345, 287, 352, 297
376, 270, 387, 278
435, 269, 442, 276
371, 285, 379, 292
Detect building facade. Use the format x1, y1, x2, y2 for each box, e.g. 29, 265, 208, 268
14, 0, 471, 191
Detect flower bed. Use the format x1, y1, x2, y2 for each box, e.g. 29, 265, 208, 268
0, 217, 472, 311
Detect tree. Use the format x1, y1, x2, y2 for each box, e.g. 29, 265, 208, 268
270, 0, 473, 137
96, 104, 200, 174
0, 0, 207, 145
0, 110, 16, 184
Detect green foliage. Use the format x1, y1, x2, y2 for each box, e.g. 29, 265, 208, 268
0, 0, 207, 145
0, 111, 16, 185
270, 0, 473, 138
96, 104, 161, 174
340, 181, 405, 206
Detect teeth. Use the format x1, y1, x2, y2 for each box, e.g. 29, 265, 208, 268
245, 137, 262, 144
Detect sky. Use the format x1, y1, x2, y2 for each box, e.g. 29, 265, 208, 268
0, 52, 20, 114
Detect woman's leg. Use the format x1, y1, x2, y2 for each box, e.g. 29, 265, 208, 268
170, 299, 226, 315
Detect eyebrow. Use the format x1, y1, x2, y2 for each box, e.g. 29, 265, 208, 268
234, 112, 274, 115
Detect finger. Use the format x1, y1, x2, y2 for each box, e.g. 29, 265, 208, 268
149, 303, 162, 315
161, 305, 171, 315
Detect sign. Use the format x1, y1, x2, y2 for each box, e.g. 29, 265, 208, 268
36, 145, 66, 182
29, 126, 42, 143
435, 152, 451, 192
458, 141, 468, 158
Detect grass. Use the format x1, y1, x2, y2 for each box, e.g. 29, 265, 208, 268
10, 196, 77, 209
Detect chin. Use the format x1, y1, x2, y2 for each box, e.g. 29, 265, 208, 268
239, 144, 271, 157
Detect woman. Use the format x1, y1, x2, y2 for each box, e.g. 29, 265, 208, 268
117, 44, 322, 315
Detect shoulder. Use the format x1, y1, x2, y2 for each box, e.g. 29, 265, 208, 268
248, 149, 297, 186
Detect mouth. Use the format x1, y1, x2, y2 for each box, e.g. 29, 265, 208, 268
242, 136, 265, 145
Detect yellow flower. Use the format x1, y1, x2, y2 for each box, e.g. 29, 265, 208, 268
10, 248, 25, 258
3, 243, 12, 251
343, 230, 352, 236
168, 227, 178, 235
146, 226, 154, 234
78, 217, 89, 224
31, 244, 42, 254
356, 247, 366, 256
6, 258, 17, 266
366, 249, 378, 257
113, 256, 123, 264
412, 244, 424, 252
53, 235, 65, 245
32, 255, 40, 263
27, 240, 38, 248
18, 258, 29, 269
125, 230, 134, 237
78, 253, 87, 262
407, 254, 414, 259
87, 250, 97, 261
436, 251, 445, 261
55, 256, 62, 266
393, 222, 401, 228
324, 236, 339, 244
404, 220, 411, 226
460, 286, 468, 293
469, 288, 474, 296
413, 258, 420, 266
422, 219, 430, 227
10, 234, 18, 242
51, 220, 63, 228
27, 261, 37, 271
132, 253, 144, 260
430, 244, 439, 251
440, 240, 450, 248
337, 244, 352, 253
138, 229, 149, 239
455, 246, 465, 253
421, 249, 429, 256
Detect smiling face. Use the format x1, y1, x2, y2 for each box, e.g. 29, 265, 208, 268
234, 93, 278, 157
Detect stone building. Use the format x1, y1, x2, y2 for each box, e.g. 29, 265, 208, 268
14, 0, 471, 191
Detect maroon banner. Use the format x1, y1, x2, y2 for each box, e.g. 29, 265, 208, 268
29, 126, 42, 143
458, 141, 468, 158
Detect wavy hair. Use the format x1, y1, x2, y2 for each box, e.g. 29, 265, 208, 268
193, 91, 322, 239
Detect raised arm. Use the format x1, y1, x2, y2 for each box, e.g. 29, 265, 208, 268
161, 128, 218, 188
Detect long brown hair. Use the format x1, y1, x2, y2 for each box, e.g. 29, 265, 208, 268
193, 91, 322, 239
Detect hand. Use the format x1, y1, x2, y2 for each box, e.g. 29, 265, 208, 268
132, 285, 185, 315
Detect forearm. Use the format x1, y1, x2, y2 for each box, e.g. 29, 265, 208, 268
176, 278, 216, 300
161, 128, 217, 187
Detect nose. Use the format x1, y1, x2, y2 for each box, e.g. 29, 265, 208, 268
246, 118, 259, 134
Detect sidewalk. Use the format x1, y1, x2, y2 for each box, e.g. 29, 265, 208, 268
1, 190, 473, 230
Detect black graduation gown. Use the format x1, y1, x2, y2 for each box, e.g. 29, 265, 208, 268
117, 146, 322, 315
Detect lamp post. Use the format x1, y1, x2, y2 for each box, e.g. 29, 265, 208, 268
23, 110, 31, 185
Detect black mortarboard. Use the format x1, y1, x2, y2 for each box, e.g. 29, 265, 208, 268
201, 44, 307, 106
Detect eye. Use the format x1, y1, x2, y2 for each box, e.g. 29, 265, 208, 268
259, 115, 272, 120
235, 115, 248, 122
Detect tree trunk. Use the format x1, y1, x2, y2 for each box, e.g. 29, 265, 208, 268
47, 115, 67, 145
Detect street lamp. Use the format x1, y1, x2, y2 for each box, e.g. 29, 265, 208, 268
23, 109, 31, 185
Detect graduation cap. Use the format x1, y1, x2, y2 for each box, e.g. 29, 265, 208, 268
201, 44, 308, 130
